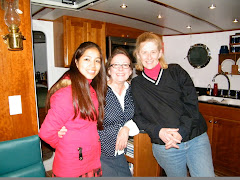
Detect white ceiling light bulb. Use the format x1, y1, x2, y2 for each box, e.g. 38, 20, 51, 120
233, 19, 239, 23
157, 14, 162, 19
208, 4, 216, 9
120, 4, 127, 9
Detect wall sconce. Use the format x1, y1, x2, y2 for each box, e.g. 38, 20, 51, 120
2, 0, 25, 51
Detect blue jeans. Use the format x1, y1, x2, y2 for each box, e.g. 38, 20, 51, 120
152, 132, 215, 177
100, 154, 132, 177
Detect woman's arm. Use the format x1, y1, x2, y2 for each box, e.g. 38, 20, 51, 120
115, 120, 139, 151
175, 65, 200, 140
39, 87, 72, 148
123, 120, 139, 136
115, 126, 130, 151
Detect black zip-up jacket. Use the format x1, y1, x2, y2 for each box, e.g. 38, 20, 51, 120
131, 64, 207, 145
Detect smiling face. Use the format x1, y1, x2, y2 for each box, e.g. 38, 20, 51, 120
137, 41, 162, 70
108, 54, 132, 84
75, 47, 101, 80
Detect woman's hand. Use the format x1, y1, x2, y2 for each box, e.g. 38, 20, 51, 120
159, 128, 182, 149
115, 126, 130, 151
58, 126, 67, 138
165, 139, 179, 149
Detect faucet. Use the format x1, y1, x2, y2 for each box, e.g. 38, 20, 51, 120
207, 84, 212, 95
212, 73, 231, 97
235, 91, 239, 99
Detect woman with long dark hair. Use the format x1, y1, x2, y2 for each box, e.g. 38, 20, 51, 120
39, 41, 107, 177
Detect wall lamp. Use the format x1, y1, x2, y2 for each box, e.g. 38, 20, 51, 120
1, 0, 25, 51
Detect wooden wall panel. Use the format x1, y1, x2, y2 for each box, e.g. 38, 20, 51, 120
106, 23, 162, 40
0, 0, 38, 141
106, 23, 145, 39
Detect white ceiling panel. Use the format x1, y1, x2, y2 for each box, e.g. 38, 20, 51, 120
31, 0, 240, 35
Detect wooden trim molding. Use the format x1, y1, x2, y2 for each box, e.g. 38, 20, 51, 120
147, 0, 223, 31
88, 8, 183, 34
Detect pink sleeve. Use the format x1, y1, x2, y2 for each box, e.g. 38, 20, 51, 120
39, 87, 73, 148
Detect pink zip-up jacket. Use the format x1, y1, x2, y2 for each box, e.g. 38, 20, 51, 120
39, 84, 101, 177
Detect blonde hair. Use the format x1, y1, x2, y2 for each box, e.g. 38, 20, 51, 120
133, 32, 168, 71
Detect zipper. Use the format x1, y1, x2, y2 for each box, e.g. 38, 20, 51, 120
78, 147, 83, 160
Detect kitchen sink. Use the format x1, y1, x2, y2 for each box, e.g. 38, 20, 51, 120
198, 95, 240, 107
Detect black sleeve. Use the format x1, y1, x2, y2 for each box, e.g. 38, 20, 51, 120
131, 79, 162, 141
173, 65, 200, 139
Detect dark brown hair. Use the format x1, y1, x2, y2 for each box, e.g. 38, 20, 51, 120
105, 47, 134, 79
46, 42, 107, 130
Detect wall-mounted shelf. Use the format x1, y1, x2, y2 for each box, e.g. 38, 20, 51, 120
229, 35, 240, 54
219, 34, 240, 75
218, 54, 240, 75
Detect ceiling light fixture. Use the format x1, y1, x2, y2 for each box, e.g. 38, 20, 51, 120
120, 4, 127, 9
233, 19, 239, 23
157, 14, 162, 19
208, 4, 216, 9
186, 25, 192, 29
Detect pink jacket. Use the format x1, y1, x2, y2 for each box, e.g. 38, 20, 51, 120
39, 85, 101, 177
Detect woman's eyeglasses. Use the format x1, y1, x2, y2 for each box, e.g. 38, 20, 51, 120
110, 64, 130, 69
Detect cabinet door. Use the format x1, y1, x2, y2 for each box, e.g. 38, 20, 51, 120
64, 18, 106, 66
54, 16, 106, 67
202, 115, 214, 145
212, 117, 240, 176
86, 21, 106, 60
64, 17, 88, 67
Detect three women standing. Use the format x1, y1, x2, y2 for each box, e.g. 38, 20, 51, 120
40, 32, 215, 177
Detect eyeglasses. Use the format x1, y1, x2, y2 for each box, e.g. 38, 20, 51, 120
110, 64, 130, 69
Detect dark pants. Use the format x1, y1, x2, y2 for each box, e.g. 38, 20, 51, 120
100, 154, 132, 177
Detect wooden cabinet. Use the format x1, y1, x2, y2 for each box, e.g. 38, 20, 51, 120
106, 23, 162, 40
53, 16, 106, 67
203, 115, 214, 145
199, 103, 240, 176
212, 117, 240, 176
125, 133, 161, 177
218, 54, 240, 75
106, 23, 145, 39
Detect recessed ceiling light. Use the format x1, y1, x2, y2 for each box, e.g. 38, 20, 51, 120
186, 25, 192, 29
120, 4, 127, 9
157, 14, 162, 19
208, 4, 216, 9
233, 19, 239, 23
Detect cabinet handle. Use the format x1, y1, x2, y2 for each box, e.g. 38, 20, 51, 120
209, 120, 212, 123
214, 121, 218, 124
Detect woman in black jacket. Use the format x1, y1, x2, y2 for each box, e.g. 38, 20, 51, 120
131, 32, 215, 177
